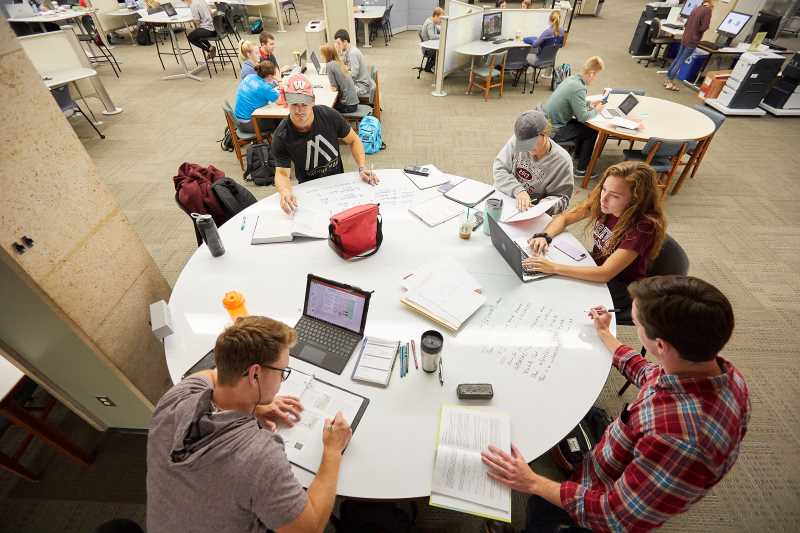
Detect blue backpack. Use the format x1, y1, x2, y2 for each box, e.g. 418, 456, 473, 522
358, 115, 385, 155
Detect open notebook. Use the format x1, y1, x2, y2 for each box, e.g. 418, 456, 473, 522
251, 207, 329, 244
430, 405, 512, 522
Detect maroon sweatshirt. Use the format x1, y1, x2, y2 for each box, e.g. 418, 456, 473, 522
682, 3, 713, 48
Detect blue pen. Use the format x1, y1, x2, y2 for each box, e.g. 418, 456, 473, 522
240, 215, 246, 231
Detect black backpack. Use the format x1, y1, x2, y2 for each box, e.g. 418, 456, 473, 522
243, 142, 276, 186
136, 23, 153, 46
331, 499, 416, 533
550, 406, 613, 473
220, 127, 234, 152
211, 178, 257, 224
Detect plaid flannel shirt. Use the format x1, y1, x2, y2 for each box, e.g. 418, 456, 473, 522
560, 345, 750, 532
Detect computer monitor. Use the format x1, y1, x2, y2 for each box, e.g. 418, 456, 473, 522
717, 11, 752, 39
481, 11, 502, 41
679, 0, 701, 19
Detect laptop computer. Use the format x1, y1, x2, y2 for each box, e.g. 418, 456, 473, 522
600, 92, 639, 119
292, 274, 372, 375
161, 2, 177, 16
488, 216, 552, 282
309, 51, 325, 75
146, 3, 164, 14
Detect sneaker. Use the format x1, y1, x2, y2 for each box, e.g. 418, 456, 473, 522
208, 45, 217, 60
574, 168, 598, 180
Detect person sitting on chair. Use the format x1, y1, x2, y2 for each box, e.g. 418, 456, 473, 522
522, 161, 667, 311
185, 0, 216, 59
259, 32, 285, 80
493, 110, 574, 215
233, 62, 279, 135
238, 39, 260, 80
271, 73, 378, 214
319, 43, 360, 114
147, 315, 355, 533
419, 7, 444, 73
481, 274, 750, 532
333, 29, 375, 101
543, 55, 605, 179
523, 10, 564, 64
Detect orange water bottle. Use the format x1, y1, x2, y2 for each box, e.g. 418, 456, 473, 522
277, 86, 287, 107
223, 291, 249, 321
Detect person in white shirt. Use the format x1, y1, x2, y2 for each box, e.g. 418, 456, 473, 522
185, 0, 216, 59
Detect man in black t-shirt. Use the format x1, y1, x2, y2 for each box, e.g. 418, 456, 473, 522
272, 73, 378, 214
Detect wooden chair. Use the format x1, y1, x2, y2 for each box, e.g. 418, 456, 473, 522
222, 101, 257, 170
671, 105, 726, 195
467, 51, 507, 101
623, 137, 689, 196
343, 68, 381, 126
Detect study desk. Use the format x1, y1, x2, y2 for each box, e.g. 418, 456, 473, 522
138, 8, 205, 81
456, 39, 530, 93
8, 8, 109, 46
582, 94, 716, 190
420, 39, 439, 52
42, 67, 97, 89
164, 170, 615, 498
250, 74, 337, 142
353, 5, 385, 48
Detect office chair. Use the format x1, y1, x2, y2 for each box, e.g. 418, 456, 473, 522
616, 234, 689, 396
504, 46, 530, 92
642, 19, 673, 68
280, 0, 299, 25
671, 105, 726, 195
526, 41, 560, 93
222, 101, 257, 170
623, 137, 689, 195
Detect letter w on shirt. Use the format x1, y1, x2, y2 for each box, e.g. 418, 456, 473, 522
305, 134, 339, 171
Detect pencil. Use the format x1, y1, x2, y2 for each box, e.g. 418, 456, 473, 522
410, 339, 418, 370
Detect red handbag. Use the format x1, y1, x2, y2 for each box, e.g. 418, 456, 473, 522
328, 204, 383, 260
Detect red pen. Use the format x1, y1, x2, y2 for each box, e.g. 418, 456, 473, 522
410, 339, 419, 370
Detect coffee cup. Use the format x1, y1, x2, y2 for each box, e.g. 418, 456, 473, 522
421, 330, 443, 373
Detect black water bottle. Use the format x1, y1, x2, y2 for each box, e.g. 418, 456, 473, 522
192, 213, 225, 257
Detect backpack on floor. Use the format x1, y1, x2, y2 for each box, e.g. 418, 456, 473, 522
550, 406, 612, 473
332, 499, 416, 533
220, 127, 234, 152
358, 115, 384, 155
250, 19, 263, 34
211, 178, 257, 222
243, 142, 276, 186
553, 63, 572, 89
136, 23, 153, 46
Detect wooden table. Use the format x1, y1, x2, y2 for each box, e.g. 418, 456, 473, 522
581, 94, 716, 191
250, 74, 338, 142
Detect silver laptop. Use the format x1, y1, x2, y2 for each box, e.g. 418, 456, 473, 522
309, 51, 325, 75
601, 92, 640, 119
292, 274, 372, 375
488, 216, 552, 282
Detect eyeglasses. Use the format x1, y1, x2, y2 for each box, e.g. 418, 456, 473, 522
242, 364, 292, 382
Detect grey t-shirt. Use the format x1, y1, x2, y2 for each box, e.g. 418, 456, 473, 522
343, 46, 375, 99
146, 376, 307, 533
326, 61, 360, 107
190, 0, 214, 32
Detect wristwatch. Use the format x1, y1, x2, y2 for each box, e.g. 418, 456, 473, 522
532, 232, 552, 244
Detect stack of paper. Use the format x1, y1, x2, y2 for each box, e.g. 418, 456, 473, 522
409, 194, 465, 227
443, 180, 495, 207
401, 258, 486, 332
251, 207, 329, 244
430, 405, 512, 522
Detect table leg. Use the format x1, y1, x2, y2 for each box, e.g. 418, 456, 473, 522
671, 138, 705, 195
581, 131, 607, 189
362, 19, 371, 48
162, 24, 204, 81
466, 57, 475, 94
0, 404, 94, 467
253, 119, 264, 144
273, 0, 285, 32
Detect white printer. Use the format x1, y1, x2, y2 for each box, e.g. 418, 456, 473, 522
717, 51, 785, 109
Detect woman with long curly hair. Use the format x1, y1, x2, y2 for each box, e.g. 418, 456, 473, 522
523, 161, 667, 309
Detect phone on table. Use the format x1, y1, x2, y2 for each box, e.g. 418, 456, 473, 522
553, 240, 587, 261
471, 211, 484, 231
403, 165, 430, 177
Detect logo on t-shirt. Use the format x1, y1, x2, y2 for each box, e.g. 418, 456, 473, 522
513, 155, 545, 194
593, 220, 613, 251
305, 134, 339, 173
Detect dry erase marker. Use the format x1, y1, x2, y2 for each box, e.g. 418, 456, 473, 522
411, 339, 418, 370
240, 216, 246, 231
587, 307, 623, 317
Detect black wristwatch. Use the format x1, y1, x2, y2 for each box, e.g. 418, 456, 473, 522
532, 232, 552, 244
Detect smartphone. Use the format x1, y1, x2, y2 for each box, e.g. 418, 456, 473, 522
457, 383, 494, 400
403, 166, 430, 177
471, 211, 484, 231
553, 240, 587, 261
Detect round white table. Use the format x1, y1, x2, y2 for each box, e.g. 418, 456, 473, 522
582, 94, 717, 189
353, 5, 386, 48
165, 170, 614, 499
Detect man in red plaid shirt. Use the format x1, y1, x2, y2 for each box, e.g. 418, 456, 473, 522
482, 275, 750, 532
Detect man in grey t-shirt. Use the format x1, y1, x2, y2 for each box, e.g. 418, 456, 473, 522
147, 316, 352, 533
334, 29, 375, 101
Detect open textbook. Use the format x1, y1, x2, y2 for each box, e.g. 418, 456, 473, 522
251, 207, 330, 244
430, 405, 512, 522
277, 370, 369, 473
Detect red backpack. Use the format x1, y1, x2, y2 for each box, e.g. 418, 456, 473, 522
328, 204, 383, 260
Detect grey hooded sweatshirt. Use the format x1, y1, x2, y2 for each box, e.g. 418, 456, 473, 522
492, 135, 575, 214
146, 376, 307, 533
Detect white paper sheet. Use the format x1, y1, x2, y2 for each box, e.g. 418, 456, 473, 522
501, 196, 559, 223
404, 164, 450, 189
409, 194, 466, 227
444, 180, 495, 206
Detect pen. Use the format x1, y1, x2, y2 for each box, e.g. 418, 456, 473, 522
587, 307, 623, 317
403, 344, 408, 376
240, 216, 246, 231
410, 339, 418, 370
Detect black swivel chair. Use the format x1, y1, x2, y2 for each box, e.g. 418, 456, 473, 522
642, 19, 673, 68
616, 234, 690, 396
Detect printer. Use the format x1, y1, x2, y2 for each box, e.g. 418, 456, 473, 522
716, 51, 784, 109
763, 53, 800, 110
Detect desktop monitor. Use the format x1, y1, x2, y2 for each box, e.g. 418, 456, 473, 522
481, 11, 502, 41
679, 0, 701, 19
717, 11, 752, 39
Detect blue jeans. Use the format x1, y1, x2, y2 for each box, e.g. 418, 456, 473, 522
666, 44, 695, 81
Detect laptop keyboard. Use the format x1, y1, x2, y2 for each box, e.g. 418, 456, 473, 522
297, 319, 359, 356
601, 108, 623, 119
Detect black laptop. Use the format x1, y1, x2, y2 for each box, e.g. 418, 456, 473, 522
309, 50, 324, 75
292, 274, 372, 374
161, 2, 177, 16
146, 3, 164, 14
489, 216, 552, 282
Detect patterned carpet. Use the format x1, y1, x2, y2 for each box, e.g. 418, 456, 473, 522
1, 0, 799, 531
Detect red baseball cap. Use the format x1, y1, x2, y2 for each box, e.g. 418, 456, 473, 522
284, 73, 315, 105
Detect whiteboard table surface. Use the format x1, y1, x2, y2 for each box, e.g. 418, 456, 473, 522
165, 170, 614, 499
353, 5, 385, 19
43, 67, 97, 88
8, 8, 96, 23
420, 39, 440, 51
456, 39, 530, 57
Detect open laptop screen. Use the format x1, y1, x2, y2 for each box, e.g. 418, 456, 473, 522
617, 93, 639, 115
304, 276, 368, 334
310, 51, 322, 73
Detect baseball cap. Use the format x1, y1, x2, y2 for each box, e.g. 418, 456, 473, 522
284, 73, 315, 105
513, 110, 549, 153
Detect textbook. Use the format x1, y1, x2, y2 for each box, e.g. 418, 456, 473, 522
430, 405, 512, 522
251, 207, 329, 244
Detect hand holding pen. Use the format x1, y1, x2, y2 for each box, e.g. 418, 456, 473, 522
587, 305, 621, 332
